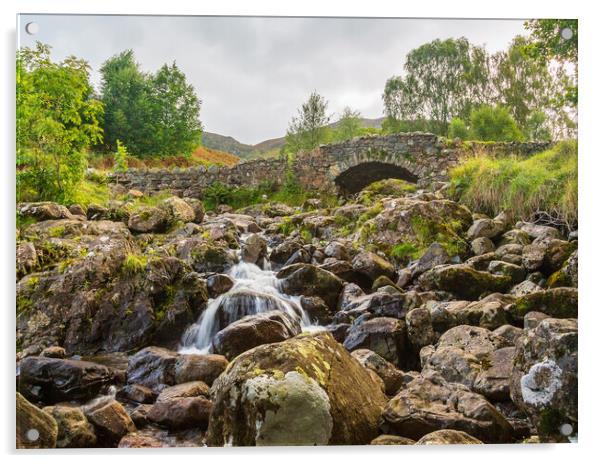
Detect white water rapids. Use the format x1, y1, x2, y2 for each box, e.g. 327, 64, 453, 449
178, 258, 322, 354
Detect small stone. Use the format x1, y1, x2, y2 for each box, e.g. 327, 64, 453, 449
471, 237, 495, 256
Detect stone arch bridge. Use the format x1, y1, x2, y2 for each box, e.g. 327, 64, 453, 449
112, 133, 551, 198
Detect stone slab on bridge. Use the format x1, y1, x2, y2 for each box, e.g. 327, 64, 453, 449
111, 133, 552, 198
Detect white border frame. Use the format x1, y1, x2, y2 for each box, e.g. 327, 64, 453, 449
2, 1, 599, 462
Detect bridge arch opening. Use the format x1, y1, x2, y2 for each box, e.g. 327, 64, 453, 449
334, 161, 418, 195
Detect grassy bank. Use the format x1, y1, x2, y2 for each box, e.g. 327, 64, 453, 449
449, 140, 577, 228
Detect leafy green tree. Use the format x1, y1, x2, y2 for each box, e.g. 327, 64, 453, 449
284, 91, 331, 154
525, 19, 577, 65
381, 116, 431, 135
100, 51, 202, 157
99, 50, 153, 154
490, 36, 573, 139
333, 107, 362, 141
448, 117, 469, 140
524, 110, 552, 141
150, 63, 203, 156
524, 19, 577, 107
491, 37, 551, 131
383, 38, 490, 135
469, 105, 524, 142
17, 42, 103, 203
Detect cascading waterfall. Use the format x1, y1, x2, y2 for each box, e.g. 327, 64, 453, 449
179, 260, 319, 354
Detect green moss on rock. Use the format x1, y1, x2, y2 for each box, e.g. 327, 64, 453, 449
508, 287, 578, 320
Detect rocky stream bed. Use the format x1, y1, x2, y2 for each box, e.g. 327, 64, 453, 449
15, 179, 577, 447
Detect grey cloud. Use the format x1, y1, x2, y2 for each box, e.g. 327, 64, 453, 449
18, 15, 525, 144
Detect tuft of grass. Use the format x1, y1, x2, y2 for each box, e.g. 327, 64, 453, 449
449, 140, 577, 228
48, 226, 66, 238
390, 242, 420, 263
71, 179, 110, 208
121, 253, 148, 275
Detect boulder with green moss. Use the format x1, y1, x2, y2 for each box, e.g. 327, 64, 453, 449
277, 263, 344, 309
207, 332, 387, 446
43, 405, 97, 448
175, 238, 236, 273
16, 392, 58, 449
160, 196, 196, 223
418, 264, 512, 300
507, 287, 577, 321
128, 206, 171, 233
17, 250, 208, 355
18, 201, 76, 221
355, 197, 472, 260
547, 250, 578, 288
352, 251, 396, 281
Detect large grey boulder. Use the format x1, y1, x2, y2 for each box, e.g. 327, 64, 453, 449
380, 371, 513, 443
510, 318, 577, 442
207, 332, 387, 446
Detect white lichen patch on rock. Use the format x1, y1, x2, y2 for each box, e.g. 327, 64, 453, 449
520, 359, 563, 408
242, 371, 333, 446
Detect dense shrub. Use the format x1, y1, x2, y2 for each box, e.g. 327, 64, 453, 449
450, 140, 577, 228
448, 117, 469, 140
469, 105, 524, 142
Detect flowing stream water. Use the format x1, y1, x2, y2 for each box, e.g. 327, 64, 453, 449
179, 242, 321, 354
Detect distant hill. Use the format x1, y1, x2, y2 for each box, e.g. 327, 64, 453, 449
203, 116, 385, 160
202, 132, 255, 158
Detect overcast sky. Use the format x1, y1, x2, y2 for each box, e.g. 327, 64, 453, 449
18, 15, 526, 145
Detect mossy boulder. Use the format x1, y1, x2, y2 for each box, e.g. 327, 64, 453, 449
43, 405, 97, 448
277, 263, 344, 310
509, 318, 577, 442
18, 201, 75, 221
418, 264, 512, 300
175, 238, 236, 273
17, 250, 207, 355
160, 196, 196, 223
182, 197, 205, 223
128, 206, 171, 233
84, 399, 136, 446
547, 250, 578, 288
380, 371, 513, 443
356, 197, 472, 260
507, 287, 578, 321
16, 392, 58, 449
207, 332, 387, 446
352, 251, 396, 282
